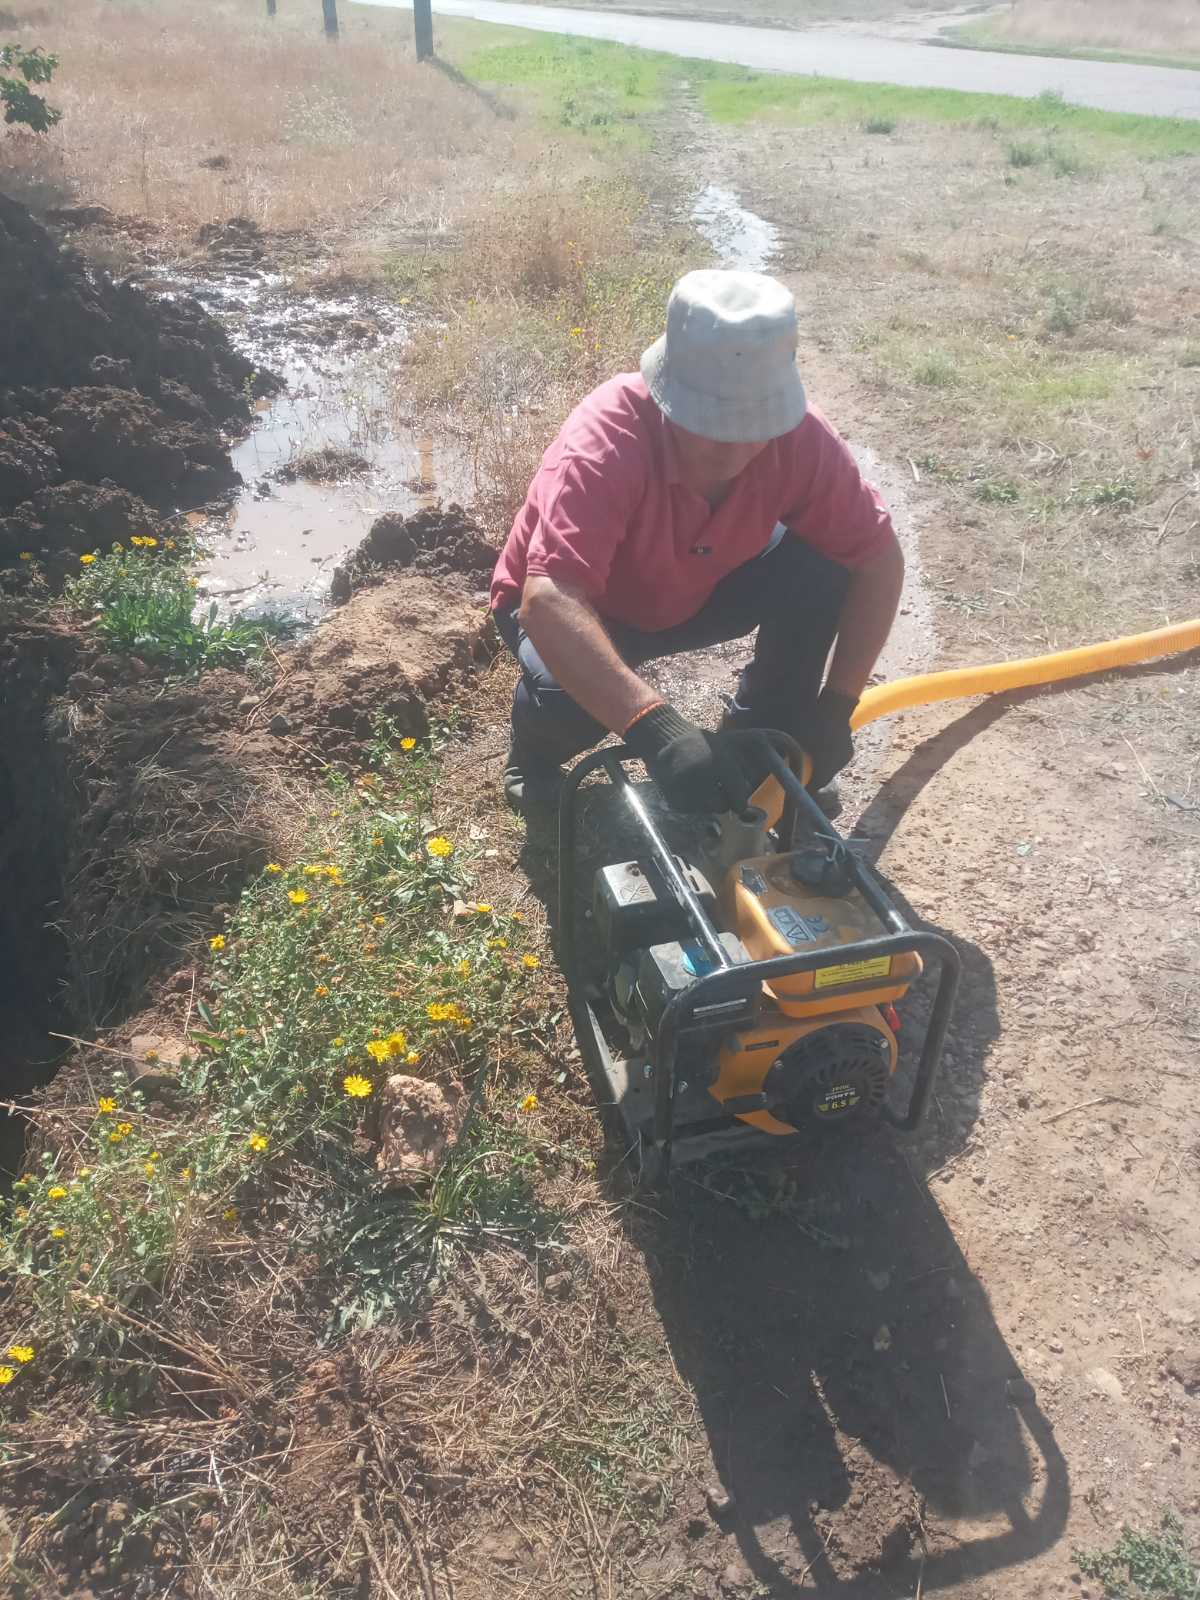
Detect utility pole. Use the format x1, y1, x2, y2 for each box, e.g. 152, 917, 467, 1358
414, 0, 434, 61
323, 0, 339, 39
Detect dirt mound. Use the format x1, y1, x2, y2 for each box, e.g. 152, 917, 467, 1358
0, 192, 275, 588
330, 503, 496, 603
275, 569, 493, 762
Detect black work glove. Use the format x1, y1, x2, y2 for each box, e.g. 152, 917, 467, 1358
624, 704, 754, 814
799, 687, 858, 790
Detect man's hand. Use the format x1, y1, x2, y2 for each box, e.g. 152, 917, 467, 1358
800, 687, 858, 790
624, 704, 754, 814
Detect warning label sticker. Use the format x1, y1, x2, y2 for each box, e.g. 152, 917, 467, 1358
813, 955, 893, 990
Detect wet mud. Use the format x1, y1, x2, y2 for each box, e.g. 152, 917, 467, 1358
0, 195, 272, 588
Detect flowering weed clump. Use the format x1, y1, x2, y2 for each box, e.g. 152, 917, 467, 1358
1, 728, 557, 1373
64, 538, 292, 671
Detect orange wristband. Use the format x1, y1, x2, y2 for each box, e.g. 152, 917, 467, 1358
622, 699, 666, 736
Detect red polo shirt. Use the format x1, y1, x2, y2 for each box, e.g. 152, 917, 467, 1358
490, 373, 893, 633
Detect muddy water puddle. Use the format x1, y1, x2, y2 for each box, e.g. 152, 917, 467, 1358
691, 181, 780, 273
161, 270, 470, 621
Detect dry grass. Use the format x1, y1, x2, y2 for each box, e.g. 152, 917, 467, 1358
983, 0, 1200, 56
395, 172, 704, 538
0, 0, 515, 238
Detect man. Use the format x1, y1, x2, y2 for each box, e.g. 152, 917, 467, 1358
491, 269, 903, 815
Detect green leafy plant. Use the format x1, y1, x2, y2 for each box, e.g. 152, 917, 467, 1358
1, 43, 60, 133
864, 115, 896, 135
1075, 1512, 1199, 1599
65, 542, 292, 670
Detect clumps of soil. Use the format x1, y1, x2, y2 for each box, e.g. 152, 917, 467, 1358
330, 503, 496, 604
275, 444, 370, 484
272, 569, 493, 764
0, 192, 275, 589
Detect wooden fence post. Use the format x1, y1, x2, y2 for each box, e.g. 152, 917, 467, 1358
323, 0, 339, 39
414, 0, 434, 60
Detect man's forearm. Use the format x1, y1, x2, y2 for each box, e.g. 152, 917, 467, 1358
519, 576, 659, 734
825, 535, 905, 700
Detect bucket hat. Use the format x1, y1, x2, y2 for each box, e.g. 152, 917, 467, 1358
641, 269, 807, 444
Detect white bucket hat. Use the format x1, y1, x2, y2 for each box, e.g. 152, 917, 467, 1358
641, 269, 807, 444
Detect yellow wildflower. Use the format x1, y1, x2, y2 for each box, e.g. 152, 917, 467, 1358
303, 864, 322, 877
324, 864, 342, 880
143, 1162, 157, 1179
51, 1226, 65, 1239
235, 1026, 247, 1037
78, 1168, 91, 1178
209, 934, 225, 952
97, 1097, 117, 1114
366, 1039, 391, 1064
288, 889, 308, 905
456, 959, 471, 978
222, 1207, 238, 1224
265, 863, 283, 874
426, 1001, 460, 1023
47, 1186, 67, 1201
456, 1016, 474, 1031
405, 1051, 420, 1065
426, 836, 454, 858
117, 1122, 132, 1136
143, 536, 158, 548
386, 1031, 407, 1057
163, 538, 176, 550
522, 954, 540, 970
488, 937, 508, 950
343, 1074, 373, 1098
0, 1368, 14, 1386
333, 1036, 345, 1047
373, 914, 386, 926
7, 1346, 34, 1364
314, 984, 330, 998
79, 552, 96, 565
180, 1168, 193, 1181
371, 836, 384, 849
108, 1130, 122, 1144
247, 1132, 269, 1153
474, 903, 492, 914
400, 737, 416, 751
18, 551, 32, 561
511, 911, 525, 922
520, 1093, 539, 1113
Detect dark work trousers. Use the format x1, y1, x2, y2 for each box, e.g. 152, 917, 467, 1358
495, 536, 851, 765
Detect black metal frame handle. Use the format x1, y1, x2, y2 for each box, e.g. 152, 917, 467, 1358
557, 733, 960, 1172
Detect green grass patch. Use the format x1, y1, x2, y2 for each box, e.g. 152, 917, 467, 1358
1075, 1511, 1200, 1599
443, 21, 1200, 157
462, 31, 676, 144
64, 538, 292, 671
698, 69, 1200, 157
0, 729, 560, 1387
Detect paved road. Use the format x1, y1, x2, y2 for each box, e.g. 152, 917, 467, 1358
360, 0, 1200, 118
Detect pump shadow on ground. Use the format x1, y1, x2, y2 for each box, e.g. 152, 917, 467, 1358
506, 698, 1072, 1591
626, 1132, 1069, 1595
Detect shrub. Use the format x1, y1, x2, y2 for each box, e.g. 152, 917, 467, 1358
0, 42, 60, 132
65, 541, 292, 671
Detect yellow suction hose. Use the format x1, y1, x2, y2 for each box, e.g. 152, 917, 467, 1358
851, 616, 1200, 731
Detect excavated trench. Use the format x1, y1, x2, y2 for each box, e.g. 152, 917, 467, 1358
0, 630, 78, 1174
